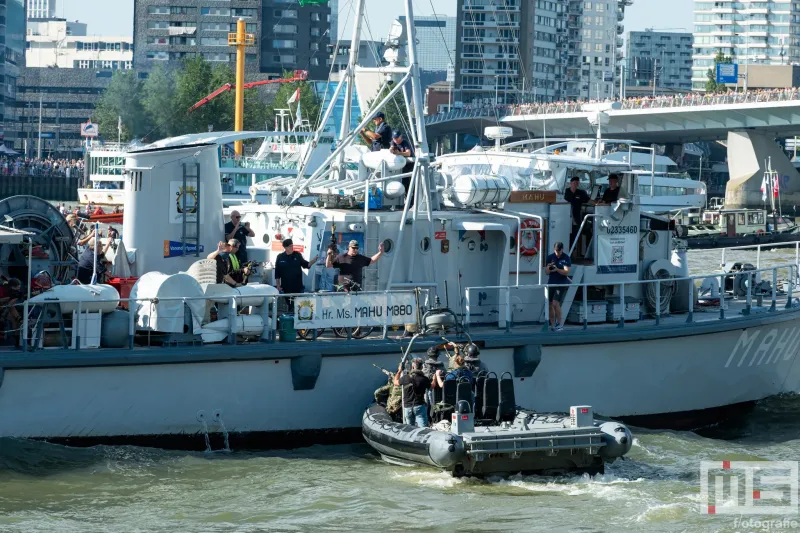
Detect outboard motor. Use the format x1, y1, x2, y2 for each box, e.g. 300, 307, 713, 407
451, 400, 474, 435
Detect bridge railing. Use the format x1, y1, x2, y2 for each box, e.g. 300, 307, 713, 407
424, 88, 800, 124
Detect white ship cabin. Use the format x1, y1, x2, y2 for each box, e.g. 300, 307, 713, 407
119, 130, 673, 329
79, 145, 127, 206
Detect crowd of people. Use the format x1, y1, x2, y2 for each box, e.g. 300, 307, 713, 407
0, 157, 84, 178
435, 87, 800, 119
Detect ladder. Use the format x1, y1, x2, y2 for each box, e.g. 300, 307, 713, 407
181, 163, 201, 257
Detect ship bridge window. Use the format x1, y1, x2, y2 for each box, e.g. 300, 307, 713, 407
738, 213, 746, 225
747, 212, 765, 225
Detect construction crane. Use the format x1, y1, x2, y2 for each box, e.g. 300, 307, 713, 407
188, 70, 309, 113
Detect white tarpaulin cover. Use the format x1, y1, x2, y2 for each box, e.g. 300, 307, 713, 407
293, 292, 417, 329
130, 272, 205, 333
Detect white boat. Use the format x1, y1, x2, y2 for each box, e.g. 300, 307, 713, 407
78, 144, 127, 206
1, 1, 799, 449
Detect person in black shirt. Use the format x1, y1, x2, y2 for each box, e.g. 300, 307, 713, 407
225, 210, 254, 262
545, 241, 572, 332
326, 239, 384, 288
274, 238, 318, 295
359, 112, 392, 152
393, 357, 431, 427
564, 175, 590, 248
390, 130, 415, 193
598, 174, 621, 205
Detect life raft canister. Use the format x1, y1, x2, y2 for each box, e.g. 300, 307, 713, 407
518, 218, 541, 257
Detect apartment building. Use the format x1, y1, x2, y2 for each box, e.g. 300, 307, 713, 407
692, 0, 800, 91
27, 19, 133, 71
626, 30, 693, 93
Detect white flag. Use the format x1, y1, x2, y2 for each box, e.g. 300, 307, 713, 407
295, 102, 302, 124
287, 88, 300, 105
760, 173, 768, 202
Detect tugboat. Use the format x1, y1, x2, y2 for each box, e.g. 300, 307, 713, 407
361, 309, 633, 477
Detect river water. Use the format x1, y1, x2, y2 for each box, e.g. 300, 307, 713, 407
1, 247, 799, 533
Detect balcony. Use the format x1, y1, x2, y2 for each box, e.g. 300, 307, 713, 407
617, 24, 624, 35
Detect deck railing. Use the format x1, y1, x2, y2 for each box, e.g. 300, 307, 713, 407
424, 88, 800, 124
464, 263, 798, 331
17, 288, 427, 352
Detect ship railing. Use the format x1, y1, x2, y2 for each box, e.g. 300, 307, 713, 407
464, 263, 798, 332
19, 288, 429, 351
720, 240, 800, 274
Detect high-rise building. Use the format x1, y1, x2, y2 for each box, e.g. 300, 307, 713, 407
329, 0, 338, 40
626, 30, 693, 93
2, 0, 26, 148
691, 0, 800, 91
133, 0, 262, 71
27, 0, 56, 20
398, 15, 456, 89
563, 0, 632, 101
453, 0, 630, 106
260, 0, 331, 79
27, 19, 133, 71
455, 0, 534, 105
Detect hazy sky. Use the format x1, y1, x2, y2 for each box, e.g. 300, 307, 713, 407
60, 0, 695, 39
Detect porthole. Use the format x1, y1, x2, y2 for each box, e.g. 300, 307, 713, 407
419, 237, 430, 253
382, 239, 394, 254
262, 234, 270, 244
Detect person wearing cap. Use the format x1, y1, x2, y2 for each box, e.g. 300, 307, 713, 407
393, 357, 431, 427
596, 174, 621, 205
325, 239, 384, 288
389, 130, 415, 191
564, 175, 590, 251
545, 241, 571, 332
274, 238, 318, 296
359, 111, 392, 152
225, 210, 254, 263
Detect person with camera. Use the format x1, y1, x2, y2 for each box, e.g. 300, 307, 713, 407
225, 211, 254, 263
545, 241, 572, 332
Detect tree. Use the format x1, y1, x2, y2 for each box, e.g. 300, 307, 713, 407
265, 70, 321, 130
93, 70, 151, 142
705, 51, 734, 93
141, 64, 176, 141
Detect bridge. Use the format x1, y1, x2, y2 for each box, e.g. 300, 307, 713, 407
425, 89, 800, 143
423, 89, 800, 209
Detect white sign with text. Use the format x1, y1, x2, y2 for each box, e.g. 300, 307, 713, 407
293, 292, 417, 329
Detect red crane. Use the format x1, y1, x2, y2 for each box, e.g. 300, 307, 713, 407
188, 70, 309, 113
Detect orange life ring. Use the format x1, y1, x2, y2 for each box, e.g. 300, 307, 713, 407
518, 219, 541, 257
756, 229, 765, 235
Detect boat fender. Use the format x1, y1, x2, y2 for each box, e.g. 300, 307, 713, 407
598, 421, 633, 459
427, 431, 466, 468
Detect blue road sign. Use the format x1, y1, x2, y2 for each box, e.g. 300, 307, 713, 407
716, 63, 738, 84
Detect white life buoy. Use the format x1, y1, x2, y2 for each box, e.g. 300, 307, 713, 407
518, 219, 541, 257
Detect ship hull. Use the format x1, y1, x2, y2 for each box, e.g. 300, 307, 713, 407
2, 309, 800, 445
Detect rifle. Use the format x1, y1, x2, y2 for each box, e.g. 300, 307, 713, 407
372, 364, 394, 378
